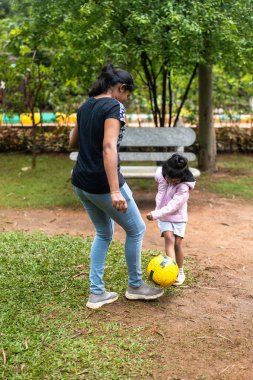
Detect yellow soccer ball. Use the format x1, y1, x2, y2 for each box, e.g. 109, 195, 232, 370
146, 254, 179, 288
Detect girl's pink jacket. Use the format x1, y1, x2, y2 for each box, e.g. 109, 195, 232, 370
151, 167, 196, 222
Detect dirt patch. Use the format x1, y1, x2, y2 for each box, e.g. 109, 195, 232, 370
1, 189, 253, 380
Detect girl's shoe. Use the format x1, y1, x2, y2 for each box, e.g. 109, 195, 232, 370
86, 291, 119, 309
173, 273, 186, 286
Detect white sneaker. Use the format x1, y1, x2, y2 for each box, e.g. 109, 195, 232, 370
173, 272, 186, 286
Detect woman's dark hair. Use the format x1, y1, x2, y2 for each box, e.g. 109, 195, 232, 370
162, 154, 195, 182
89, 64, 135, 97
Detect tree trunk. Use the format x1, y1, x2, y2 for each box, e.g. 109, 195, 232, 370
161, 68, 167, 127
140, 52, 160, 127
198, 64, 217, 171
31, 111, 36, 169
168, 70, 172, 128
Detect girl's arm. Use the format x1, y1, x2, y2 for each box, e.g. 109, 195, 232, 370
151, 187, 189, 220
103, 118, 127, 213
146, 168, 167, 220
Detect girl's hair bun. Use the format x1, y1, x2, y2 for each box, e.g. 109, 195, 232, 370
162, 154, 189, 180
170, 154, 187, 170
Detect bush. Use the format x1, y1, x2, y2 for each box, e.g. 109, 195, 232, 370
194, 126, 253, 153
215, 126, 253, 152
1, 125, 253, 153
0, 126, 71, 153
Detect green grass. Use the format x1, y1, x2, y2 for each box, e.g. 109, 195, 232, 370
0, 153, 79, 208
0, 232, 194, 379
197, 154, 253, 201
0, 233, 159, 379
1, 153, 253, 208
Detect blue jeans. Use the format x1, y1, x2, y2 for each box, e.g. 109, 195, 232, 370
73, 183, 146, 294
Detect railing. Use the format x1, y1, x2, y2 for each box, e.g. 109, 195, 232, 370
1, 112, 253, 128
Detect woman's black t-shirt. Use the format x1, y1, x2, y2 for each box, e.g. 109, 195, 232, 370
71, 97, 126, 194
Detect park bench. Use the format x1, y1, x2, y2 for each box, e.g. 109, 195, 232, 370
69, 127, 200, 178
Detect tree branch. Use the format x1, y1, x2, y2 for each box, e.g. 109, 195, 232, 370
173, 63, 199, 127
168, 70, 172, 127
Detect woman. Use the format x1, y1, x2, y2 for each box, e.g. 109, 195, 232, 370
70, 64, 164, 309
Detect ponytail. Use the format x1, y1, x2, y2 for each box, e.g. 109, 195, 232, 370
89, 64, 134, 97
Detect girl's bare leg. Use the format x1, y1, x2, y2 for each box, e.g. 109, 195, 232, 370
163, 231, 176, 260
175, 235, 184, 268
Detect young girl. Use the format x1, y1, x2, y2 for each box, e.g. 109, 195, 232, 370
146, 154, 196, 286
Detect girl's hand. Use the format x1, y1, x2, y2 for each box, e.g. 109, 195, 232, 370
111, 191, 128, 213
146, 213, 154, 221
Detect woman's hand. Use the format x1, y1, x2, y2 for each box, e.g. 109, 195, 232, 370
146, 212, 154, 221
111, 191, 128, 213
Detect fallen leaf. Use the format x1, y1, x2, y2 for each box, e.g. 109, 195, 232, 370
21, 167, 31, 172
2, 349, 6, 365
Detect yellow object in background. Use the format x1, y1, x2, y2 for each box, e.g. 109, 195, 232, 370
20, 113, 40, 125
65, 113, 77, 125
55, 113, 77, 125
0, 114, 2, 125
213, 115, 220, 123
240, 114, 251, 123
56, 113, 67, 125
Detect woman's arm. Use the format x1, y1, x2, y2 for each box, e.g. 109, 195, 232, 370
103, 118, 127, 213
69, 123, 79, 149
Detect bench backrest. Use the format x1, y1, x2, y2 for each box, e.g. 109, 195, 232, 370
120, 127, 196, 147
69, 127, 197, 163
119, 127, 196, 162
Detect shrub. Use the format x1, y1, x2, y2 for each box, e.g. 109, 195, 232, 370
1, 125, 253, 153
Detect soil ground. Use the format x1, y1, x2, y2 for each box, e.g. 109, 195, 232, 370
1, 189, 253, 380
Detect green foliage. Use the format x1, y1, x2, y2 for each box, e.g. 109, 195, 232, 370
213, 66, 253, 114
216, 127, 253, 152
2, 125, 253, 155
0, 127, 29, 152
0, 126, 72, 153
0, 57, 52, 115
0, 0, 12, 19
2, 0, 252, 126
1, 0, 253, 124
1, 0, 253, 164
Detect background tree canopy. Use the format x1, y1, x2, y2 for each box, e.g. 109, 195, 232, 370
0, 0, 253, 170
